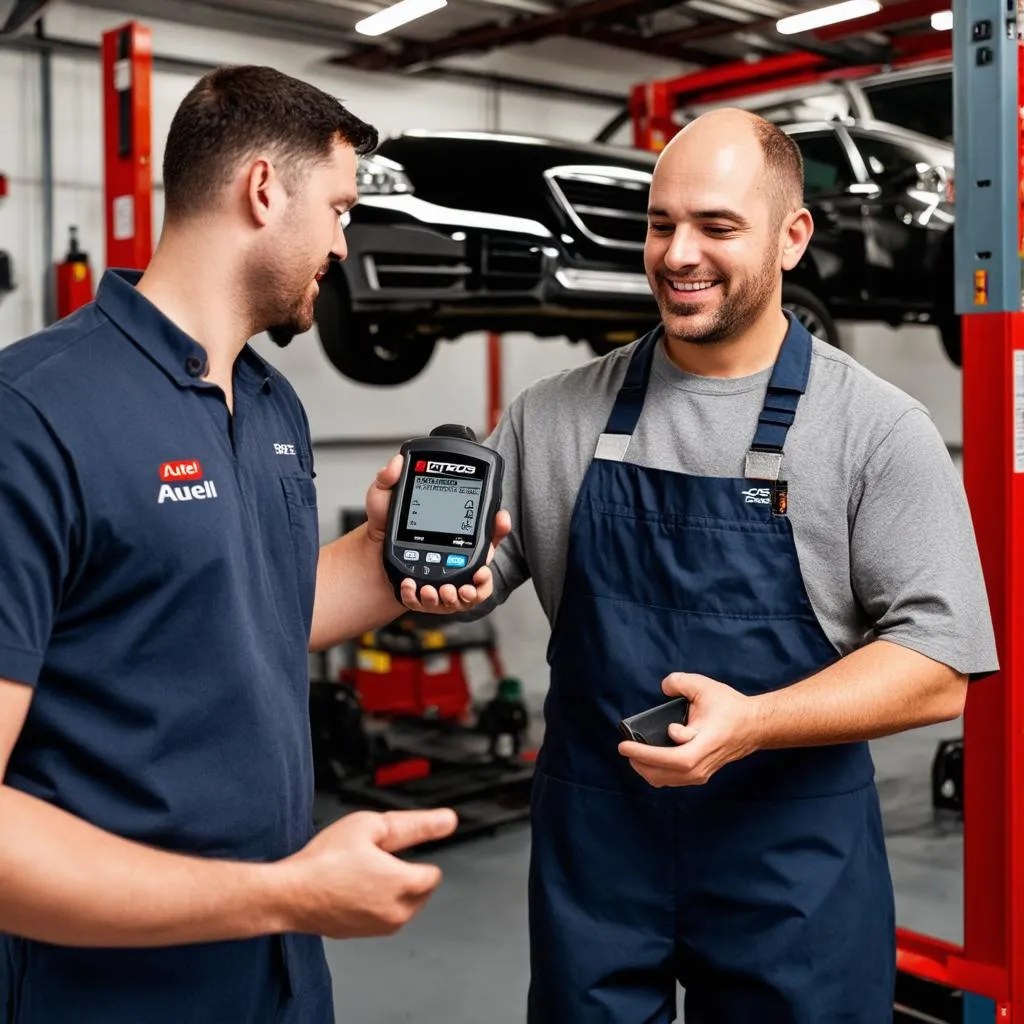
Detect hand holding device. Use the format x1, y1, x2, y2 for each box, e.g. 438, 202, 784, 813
619, 696, 691, 747
383, 425, 504, 602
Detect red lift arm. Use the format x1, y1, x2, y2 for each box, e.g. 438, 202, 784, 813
102, 21, 153, 271
629, 0, 951, 150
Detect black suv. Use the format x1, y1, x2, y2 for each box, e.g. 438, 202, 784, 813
314, 122, 957, 387
782, 119, 957, 363
314, 131, 660, 386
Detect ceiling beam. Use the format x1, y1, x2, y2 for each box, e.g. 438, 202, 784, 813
404, 62, 627, 102
1, 0, 50, 34
567, 23, 730, 62
338, 0, 716, 71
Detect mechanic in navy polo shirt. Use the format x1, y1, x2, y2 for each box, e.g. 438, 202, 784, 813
0, 67, 509, 1024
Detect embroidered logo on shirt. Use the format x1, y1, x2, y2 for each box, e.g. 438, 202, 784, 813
274, 443, 297, 456
741, 487, 770, 506
157, 459, 218, 504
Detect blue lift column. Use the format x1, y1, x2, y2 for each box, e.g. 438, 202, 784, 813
954, 0, 1024, 1020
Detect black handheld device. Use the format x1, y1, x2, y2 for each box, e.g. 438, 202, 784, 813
383, 424, 504, 601
619, 697, 690, 746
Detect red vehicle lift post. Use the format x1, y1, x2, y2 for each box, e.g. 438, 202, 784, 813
102, 21, 153, 272
945, 0, 1024, 1019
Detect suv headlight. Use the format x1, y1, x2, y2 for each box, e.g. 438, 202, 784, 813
357, 154, 414, 196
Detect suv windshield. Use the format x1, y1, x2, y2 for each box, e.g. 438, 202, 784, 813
860, 74, 953, 143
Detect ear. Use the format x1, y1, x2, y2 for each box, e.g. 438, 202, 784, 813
244, 157, 280, 228
780, 207, 813, 272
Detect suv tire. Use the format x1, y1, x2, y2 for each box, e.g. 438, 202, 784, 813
937, 315, 962, 367
315, 267, 437, 386
782, 283, 840, 348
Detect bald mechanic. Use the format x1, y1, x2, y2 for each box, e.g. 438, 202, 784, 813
480, 109, 997, 1022
0, 67, 508, 1024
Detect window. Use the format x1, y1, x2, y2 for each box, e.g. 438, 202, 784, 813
849, 132, 951, 186
790, 132, 853, 197
860, 75, 953, 143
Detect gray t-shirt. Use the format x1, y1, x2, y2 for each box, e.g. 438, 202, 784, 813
483, 335, 998, 677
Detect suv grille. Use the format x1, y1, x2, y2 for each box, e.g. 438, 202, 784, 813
545, 167, 651, 250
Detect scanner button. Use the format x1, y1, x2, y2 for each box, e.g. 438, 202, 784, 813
446, 554, 468, 568
425, 552, 442, 564
403, 549, 420, 562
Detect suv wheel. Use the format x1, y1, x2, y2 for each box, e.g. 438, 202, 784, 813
314, 268, 437, 386
937, 315, 962, 367
782, 284, 839, 348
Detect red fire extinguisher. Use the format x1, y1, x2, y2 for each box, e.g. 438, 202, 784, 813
55, 226, 94, 319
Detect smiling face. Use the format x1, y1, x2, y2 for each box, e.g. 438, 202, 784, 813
250, 137, 358, 346
643, 110, 811, 349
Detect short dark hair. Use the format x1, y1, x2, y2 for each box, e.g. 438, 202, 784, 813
751, 117, 804, 226
163, 65, 378, 221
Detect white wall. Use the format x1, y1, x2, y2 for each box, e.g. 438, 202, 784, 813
0, 1, 963, 703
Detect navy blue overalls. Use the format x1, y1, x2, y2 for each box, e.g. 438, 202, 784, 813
527, 316, 896, 1023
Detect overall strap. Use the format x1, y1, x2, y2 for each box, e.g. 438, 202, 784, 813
744, 314, 813, 482
594, 328, 661, 462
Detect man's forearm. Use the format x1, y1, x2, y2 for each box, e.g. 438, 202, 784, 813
752, 639, 967, 750
309, 524, 403, 652
0, 785, 296, 947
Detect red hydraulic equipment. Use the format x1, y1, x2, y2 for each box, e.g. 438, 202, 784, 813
351, 620, 507, 723
54, 226, 94, 318
488, 331, 504, 433
102, 21, 153, 271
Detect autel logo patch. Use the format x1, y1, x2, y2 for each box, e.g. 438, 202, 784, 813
160, 460, 202, 481
274, 443, 297, 456
157, 459, 219, 504
416, 460, 476, 475
741, 487, 770, 505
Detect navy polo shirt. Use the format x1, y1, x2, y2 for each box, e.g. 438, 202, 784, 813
0, 270, 332, 1022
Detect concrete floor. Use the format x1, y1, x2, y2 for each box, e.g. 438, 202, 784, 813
315, 719, 964, 1023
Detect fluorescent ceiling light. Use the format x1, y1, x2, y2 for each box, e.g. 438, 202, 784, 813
776, 0, 880, 34
930, 8, 952, 29
355, 0, 447, 35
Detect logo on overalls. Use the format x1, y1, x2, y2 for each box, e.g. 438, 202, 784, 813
741, 487, 770, 505
157, 460, 219, 504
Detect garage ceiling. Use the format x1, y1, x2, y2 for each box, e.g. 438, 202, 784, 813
35, 0, 953, 84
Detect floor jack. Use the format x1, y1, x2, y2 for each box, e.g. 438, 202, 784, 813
310, 613, 535, 848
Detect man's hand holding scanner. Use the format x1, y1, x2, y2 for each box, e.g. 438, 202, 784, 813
619, 673, 762, 788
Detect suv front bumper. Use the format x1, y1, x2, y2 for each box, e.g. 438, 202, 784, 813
346, 194, 655, 319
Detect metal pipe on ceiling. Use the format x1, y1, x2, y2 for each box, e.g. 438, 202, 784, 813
0, 24, 627, 106
341, 0, 720, 71
38, 18, 54, 325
